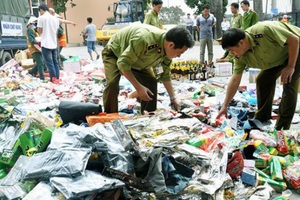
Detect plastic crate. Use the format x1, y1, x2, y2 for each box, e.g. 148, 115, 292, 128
86, 113, 126, 126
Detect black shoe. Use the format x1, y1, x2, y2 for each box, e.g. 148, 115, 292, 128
28, 70, 37, 77
96, 55, 100, 60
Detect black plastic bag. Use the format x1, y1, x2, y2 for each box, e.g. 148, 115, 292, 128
58, 101, 102, 125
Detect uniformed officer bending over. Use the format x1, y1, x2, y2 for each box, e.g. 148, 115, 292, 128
102, 23, 194, 114
217, 21, 300, 130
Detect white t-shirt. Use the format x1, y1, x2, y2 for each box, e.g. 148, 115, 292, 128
37, 11, 59, 49
221, 21, 230, 31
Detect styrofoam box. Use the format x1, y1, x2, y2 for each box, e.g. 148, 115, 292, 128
249, 68, 261, 83
63, 61, 81, 73
215, 62, 232, 77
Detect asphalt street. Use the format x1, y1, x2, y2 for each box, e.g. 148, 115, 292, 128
61, 42, 225, 67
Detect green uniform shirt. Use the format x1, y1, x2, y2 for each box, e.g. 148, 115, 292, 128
234, 21, 300, 74
108, 23, 171, 81
27, 27, 38, 44
242, 9, 258, 30
144, 10, 161, 28
230, 13, 243, 28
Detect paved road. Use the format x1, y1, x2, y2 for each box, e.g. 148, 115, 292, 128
61, 42, 225, 67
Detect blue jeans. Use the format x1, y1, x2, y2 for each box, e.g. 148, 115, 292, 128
42, 47, 60, 81
87, 41, 96, 53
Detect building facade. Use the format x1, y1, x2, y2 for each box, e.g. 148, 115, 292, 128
29, 0, 115, 45
64, 0, 115, 45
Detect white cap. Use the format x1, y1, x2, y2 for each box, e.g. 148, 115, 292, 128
27, 16, 38, 26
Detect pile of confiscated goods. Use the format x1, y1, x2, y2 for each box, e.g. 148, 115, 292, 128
0, 58, 300, 199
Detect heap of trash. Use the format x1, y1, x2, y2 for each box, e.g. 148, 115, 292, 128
0, 57, 300, 199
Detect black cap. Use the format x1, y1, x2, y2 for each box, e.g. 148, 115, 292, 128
38, 4, 49, 11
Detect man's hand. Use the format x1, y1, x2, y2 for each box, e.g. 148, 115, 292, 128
171, 98, 180, 111
37, 41, 41, 47
281, 66, 295, 84
216, 105, 228, 119
137, 86, 153, 101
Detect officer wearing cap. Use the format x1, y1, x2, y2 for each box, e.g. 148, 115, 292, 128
102, 23, 194, 113
217, 21, 300, 130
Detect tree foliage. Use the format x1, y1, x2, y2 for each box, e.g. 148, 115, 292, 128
143, 0, 151, 10
51, 0, 76, 13
185, 0, 228, 15
159, 6, 185, 25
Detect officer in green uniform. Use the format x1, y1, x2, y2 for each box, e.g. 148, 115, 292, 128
102, 24, 194, 114
230, 2, 243, 29
26, 17, 45, 80
240, 0, 258, 30
217, 21, 300, 130
144, 0, 163, 29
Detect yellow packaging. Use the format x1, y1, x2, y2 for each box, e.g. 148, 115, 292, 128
269, 147, 278, 155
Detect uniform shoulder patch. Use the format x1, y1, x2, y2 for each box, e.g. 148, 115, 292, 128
254, 34, 263, 38
147, 44, 159, 50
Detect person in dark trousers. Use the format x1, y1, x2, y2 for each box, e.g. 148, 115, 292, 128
26, 17, 45, 80
102, 24, 194, 114
185, 13, 193, 34
240, 0, 258, 30
37, 4, 60, 83
192, 13, 199, 41
217, 21, 300, 130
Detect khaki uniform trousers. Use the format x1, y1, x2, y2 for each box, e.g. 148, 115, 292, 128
102, 46, 158, 114
255, 51, 300, 130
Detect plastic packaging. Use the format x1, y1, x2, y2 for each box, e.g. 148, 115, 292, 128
22, 148, 91, 180
249, 130, 277, 147
50, 170, 124, 199
22, 181, 62, 200
248, 183, 274, 200
1, 184, 27, 200
276, 130, 289, 155
86, 112, 127, 126
187, 131, 225, 152
48, 123, 134, 174
283, 160, 300, 190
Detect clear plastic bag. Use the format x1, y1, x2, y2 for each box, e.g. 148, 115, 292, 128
50, 170, 124, 199
22, 148, 91, 180
23, 181, 63, 200
1, 184, 27, 200
48, 123, 134, 174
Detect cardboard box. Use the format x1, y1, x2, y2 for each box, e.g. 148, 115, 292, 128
63, 56, 81, 73
21, 59, 34, 69
214, 62, 232, 77
14, 50, 28, 63
241, 168, 256, 186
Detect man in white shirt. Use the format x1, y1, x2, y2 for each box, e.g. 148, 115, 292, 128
185, 13, 193, 35
192, 13, 199, 41
37, 4, 60, 83
221, 17, 230, 35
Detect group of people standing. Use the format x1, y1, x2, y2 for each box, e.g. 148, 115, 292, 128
26, 3, 99, 83
184, 1, 258, 65
26, 4, 75, 83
